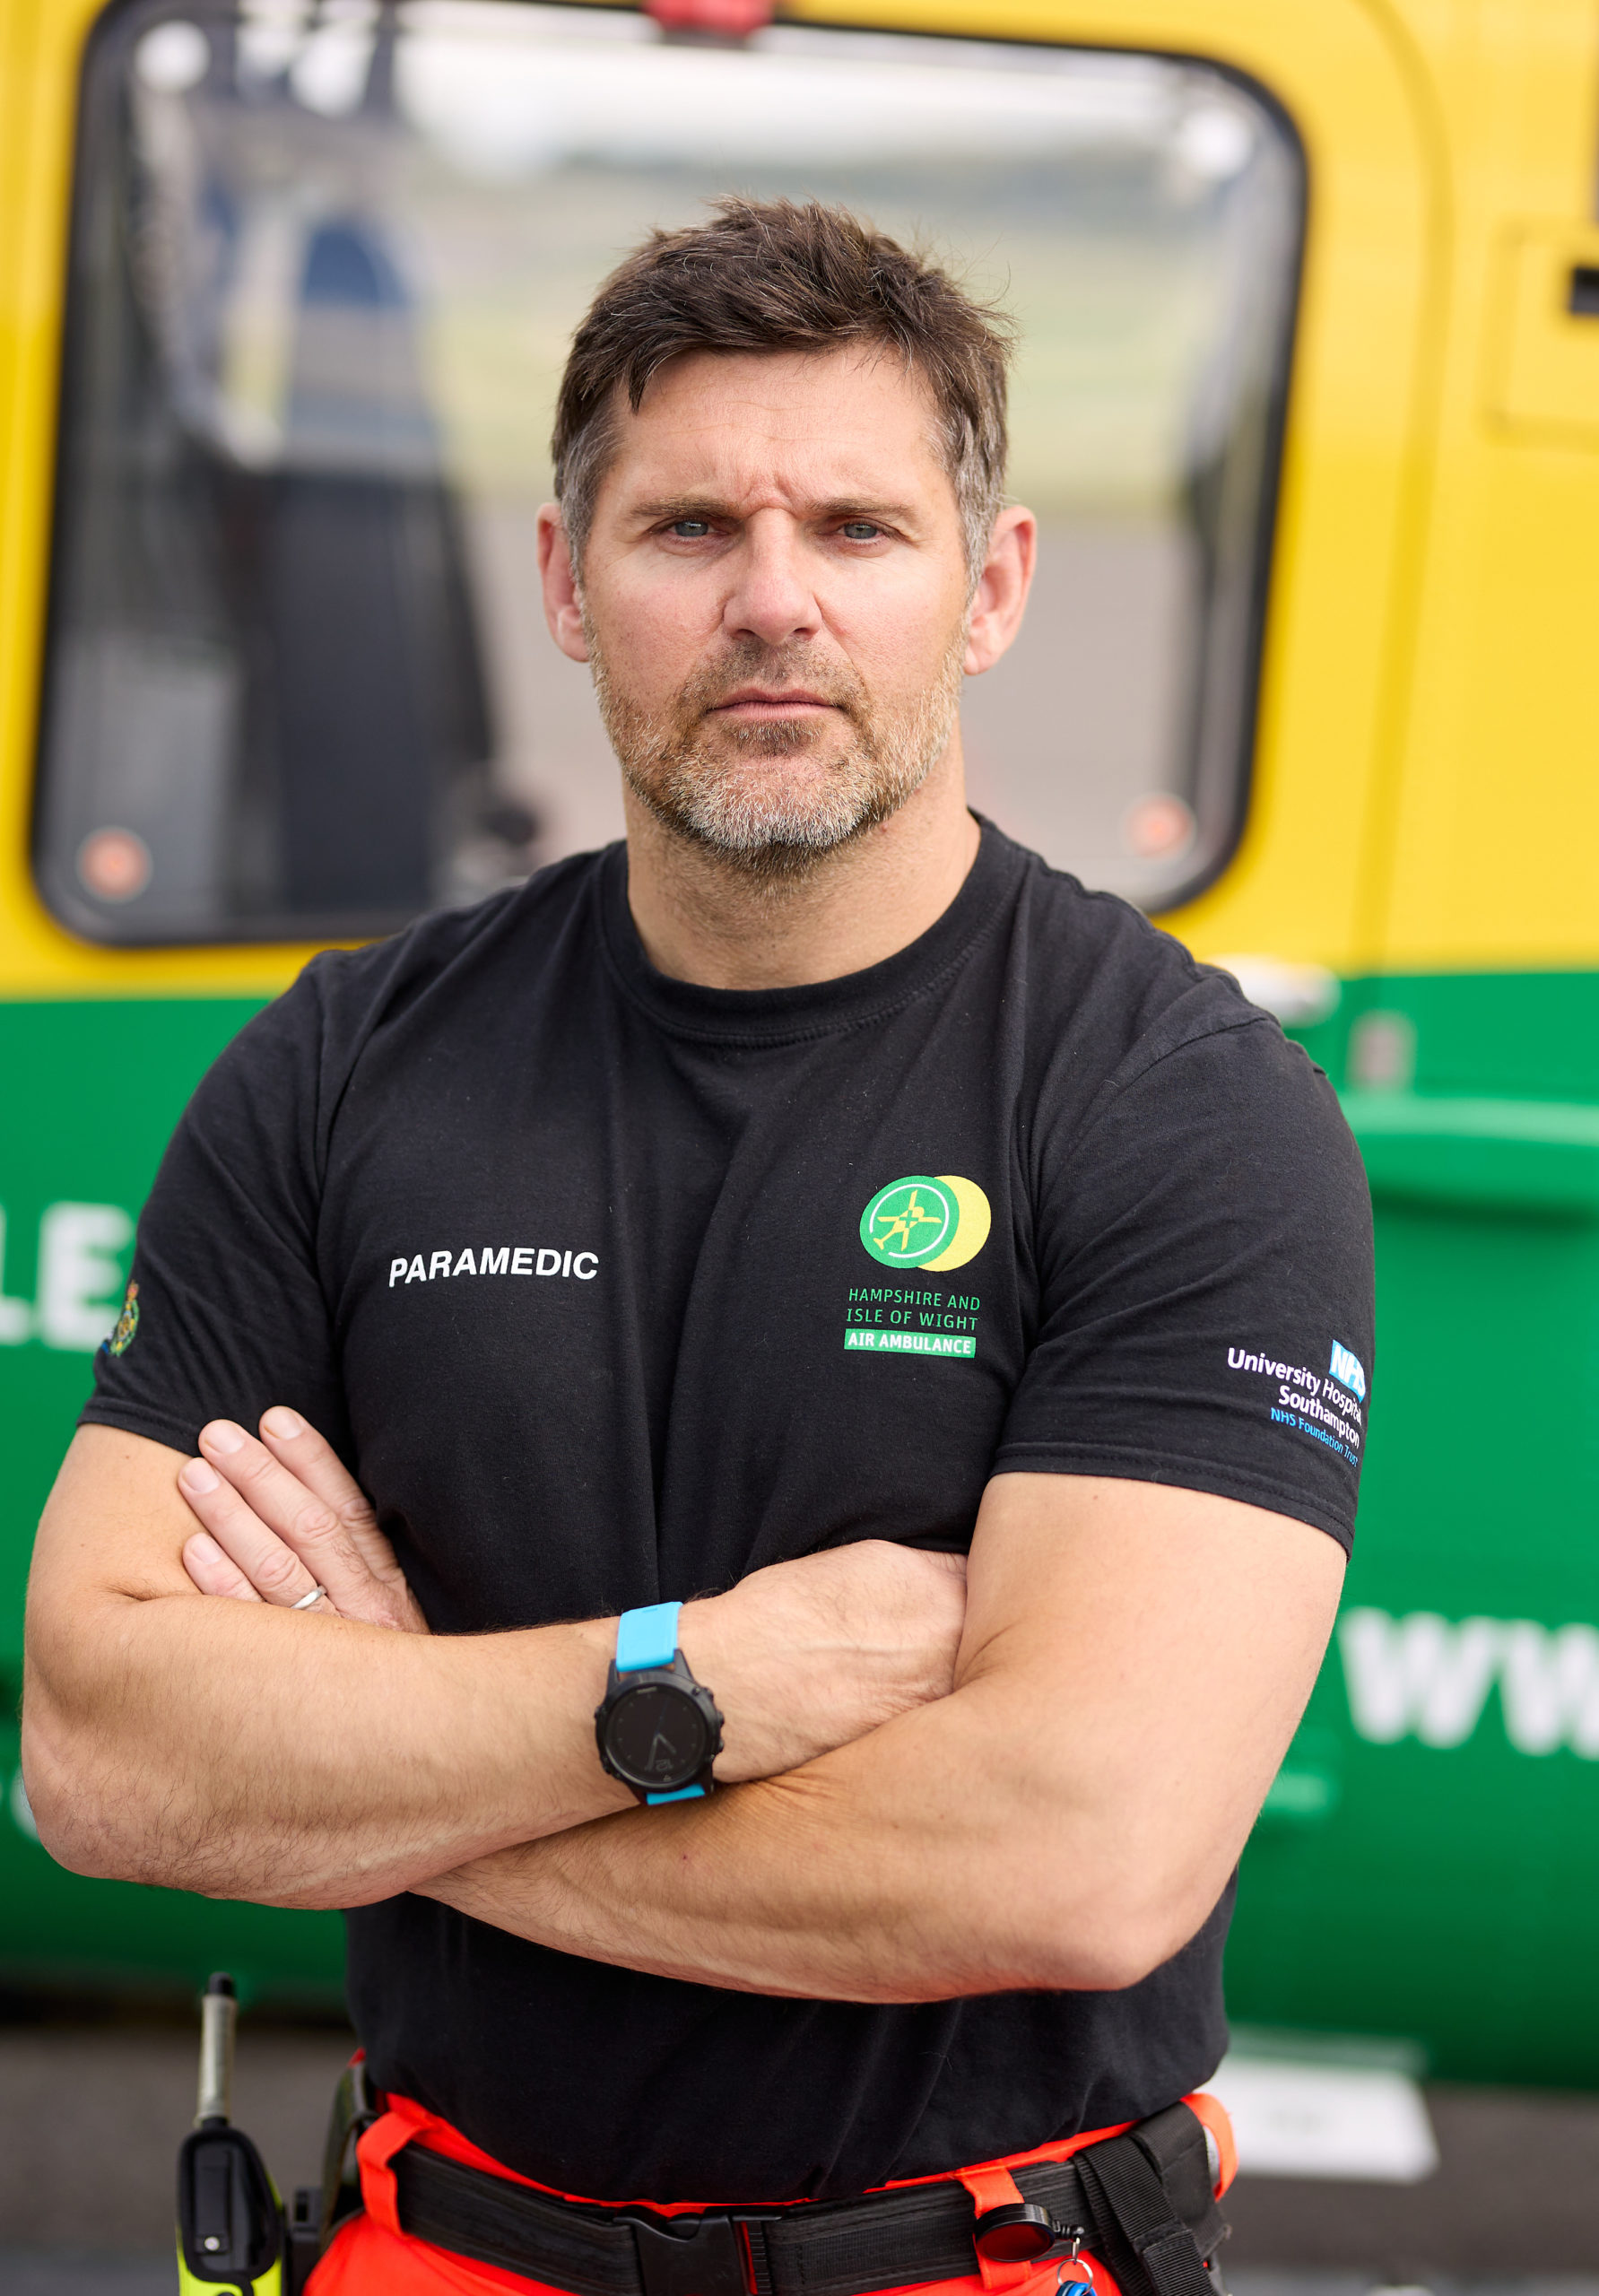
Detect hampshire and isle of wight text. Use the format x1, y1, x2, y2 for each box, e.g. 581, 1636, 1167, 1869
845, 1284, 980, 1360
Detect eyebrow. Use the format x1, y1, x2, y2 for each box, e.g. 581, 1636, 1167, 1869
629, 495, 921, 526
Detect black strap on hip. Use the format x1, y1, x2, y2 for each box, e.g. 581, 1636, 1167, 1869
1073, 2105, 1226, 2296
385, 2102, 1227, 2296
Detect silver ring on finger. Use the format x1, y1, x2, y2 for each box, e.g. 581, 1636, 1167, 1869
291, 1584, 329, 1611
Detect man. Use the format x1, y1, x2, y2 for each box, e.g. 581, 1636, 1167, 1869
23, 201, 1370, 2295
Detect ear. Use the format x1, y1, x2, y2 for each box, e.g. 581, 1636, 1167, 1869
963, 506, 1037, 677
537, 505, 590, 663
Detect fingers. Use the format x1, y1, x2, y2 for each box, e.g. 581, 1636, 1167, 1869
187, 1413, 428, 1632
178, 1457, 331, 1611
182, 1529, 264, 1603
257, 1407, 374, 1525
256, 1411, 429, 1628
196, 1419, 382, 1615
256, 1408, 417, 1593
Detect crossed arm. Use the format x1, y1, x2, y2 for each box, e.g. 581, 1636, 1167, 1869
419, 1469, 1343, 1999
23, 1413, 1343, 2001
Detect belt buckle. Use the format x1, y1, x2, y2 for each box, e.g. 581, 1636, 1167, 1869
625, 2208, 750, 2296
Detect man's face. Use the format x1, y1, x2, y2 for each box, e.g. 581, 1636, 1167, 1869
571, 347, 976, 878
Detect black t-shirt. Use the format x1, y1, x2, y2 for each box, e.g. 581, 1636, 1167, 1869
83, 821, 1372, 2204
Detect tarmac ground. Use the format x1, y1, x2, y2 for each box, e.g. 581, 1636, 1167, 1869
2, 2011, 1595, 2294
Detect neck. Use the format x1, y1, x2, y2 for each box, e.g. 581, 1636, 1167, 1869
621, 738, 981, 991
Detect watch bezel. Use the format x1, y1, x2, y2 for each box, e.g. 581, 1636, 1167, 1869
595, 1651, 724, 1797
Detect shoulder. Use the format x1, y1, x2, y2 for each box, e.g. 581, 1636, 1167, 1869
240, 848, 609, 1062
184, 849, 612, 1138
988, 830, 1356, 1170
301, 846, 608, 1035
995, 829, 1273, 1071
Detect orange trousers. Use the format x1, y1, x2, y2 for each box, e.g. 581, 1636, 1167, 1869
307, 2088, 1236, 2296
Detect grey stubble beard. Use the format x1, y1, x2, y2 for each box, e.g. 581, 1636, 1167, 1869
587, 619, 967, 887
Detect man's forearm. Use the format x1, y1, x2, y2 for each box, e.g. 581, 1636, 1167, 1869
24, 1428, 967, 1909
415, 1476, 1344, 2004
26, 1586, 631, 1908
416, 1671, 1174, 2003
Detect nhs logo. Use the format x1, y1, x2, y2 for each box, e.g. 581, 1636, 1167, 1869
1329, 1341, 1367, 1399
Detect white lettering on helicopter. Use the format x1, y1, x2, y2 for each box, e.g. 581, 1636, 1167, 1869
1341, 1607, 1599, 1758
0, 1201, 134, 1352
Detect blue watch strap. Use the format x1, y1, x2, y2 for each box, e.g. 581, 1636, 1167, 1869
615, 1601, 682, 1674
645, 1783, 707, 1805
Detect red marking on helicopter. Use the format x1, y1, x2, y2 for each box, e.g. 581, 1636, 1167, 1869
644, 0, 775, 33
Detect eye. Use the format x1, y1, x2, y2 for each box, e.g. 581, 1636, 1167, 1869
668, 517, 712, 539
840, 521, 882, 542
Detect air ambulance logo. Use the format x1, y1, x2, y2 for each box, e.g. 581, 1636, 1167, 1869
859, 1176, 991, 1273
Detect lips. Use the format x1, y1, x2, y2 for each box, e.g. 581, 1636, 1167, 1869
710, 689, 840, 712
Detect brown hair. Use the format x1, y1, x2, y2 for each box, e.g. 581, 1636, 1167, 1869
552, 197, 1014, 578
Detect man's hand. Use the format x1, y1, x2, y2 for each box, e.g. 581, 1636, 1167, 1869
696, 1541, 966, 1782
177, 1408, 968, 1786
178, 1408, 428, 1632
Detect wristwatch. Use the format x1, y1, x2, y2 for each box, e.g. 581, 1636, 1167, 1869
594, 1601, 724, 1804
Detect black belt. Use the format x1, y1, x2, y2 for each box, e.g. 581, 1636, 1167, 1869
379, 2104, 1226, 2296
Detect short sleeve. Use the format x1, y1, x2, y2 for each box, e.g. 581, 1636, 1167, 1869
995, 1013, 1374, 1552
80, 964, 351, 1461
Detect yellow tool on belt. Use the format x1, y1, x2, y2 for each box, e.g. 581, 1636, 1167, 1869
175, 1973, 285, 2296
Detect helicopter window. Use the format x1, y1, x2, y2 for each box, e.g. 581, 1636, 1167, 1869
35, 1, 1304, 945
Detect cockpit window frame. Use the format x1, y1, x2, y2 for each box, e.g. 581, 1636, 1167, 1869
31, 0, 1308, 946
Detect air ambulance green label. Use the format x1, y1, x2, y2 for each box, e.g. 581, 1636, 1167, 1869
843, 1328, 977, 1359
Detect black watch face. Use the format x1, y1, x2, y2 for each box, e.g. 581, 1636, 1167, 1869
605, 1683, 711, 1790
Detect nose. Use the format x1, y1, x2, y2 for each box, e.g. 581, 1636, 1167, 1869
721, 510, 822, 650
